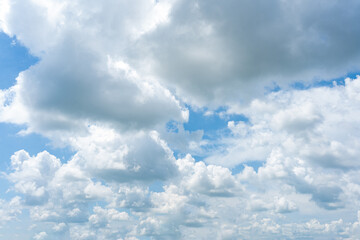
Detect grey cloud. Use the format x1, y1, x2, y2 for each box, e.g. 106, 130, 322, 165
17, 36, 185, 132
288, 175, 344, 210
70, 129, 179, 183
311, 186, 344, 210
1, 0, 187, 134
140, 0, 360, 105
303, 141, 360, 170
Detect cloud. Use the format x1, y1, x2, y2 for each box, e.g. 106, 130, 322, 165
3, 136, 360, 239
8, 150, 61, 205
202, 77, 360, 210
207, 76, 360, 169
176, 154, 237, 197
0, 0, 187, 135
2, 0, 360, 133
1, 0, 360, 239
89, 206, 129, 228
141, 0, 360, 105
0, 196, 22, 225
33, 231, 47, 240
68, 126, 179, 183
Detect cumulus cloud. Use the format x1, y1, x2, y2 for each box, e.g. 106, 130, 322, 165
176, 154, 237, 197
208, 76, 360, 169
89, 206, 129, 228
8, 150, 61, 205
202, 77, 360, 213
3, 127, 360, 239
68, 126, 178, 183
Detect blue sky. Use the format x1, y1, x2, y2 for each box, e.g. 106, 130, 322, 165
0, 31, 73, 174
1, 1, 360, 239
0, 34, 36, 198
0, 33, 38, 89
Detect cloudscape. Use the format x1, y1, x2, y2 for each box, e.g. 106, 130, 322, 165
1, 0, 360, 239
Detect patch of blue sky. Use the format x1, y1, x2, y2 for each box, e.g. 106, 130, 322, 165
137, 237, 153, 240
0, 32, 39, 89
0, 33, 73, 200
262, 72, 360, 93
165, 120, 179, 133
264, 82, 282, 93
0, 33, 75, 162
0, 123, 73, 165
167, 106, 250, 164
0, 209, 34, 240
167, 106, 249, 162
231, 161, 264, 175
183, 105, 248, 134
0, 123, 74, 201
289, 71, 360, 90
149, 180, 165, 193
314, 72, 360, 87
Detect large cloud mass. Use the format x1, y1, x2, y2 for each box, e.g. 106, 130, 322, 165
1, 0, 360, 239
0, 0, 188, 134
143, 0, 360, 105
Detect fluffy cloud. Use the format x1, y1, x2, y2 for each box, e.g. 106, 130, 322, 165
176, 154, 237, 197
89, 206, 129, 228
208, 76, 360, 168
8, 150, 61, 205
3, 126, 360, 239
68, 126, 178, 183
202, 77, 360, 212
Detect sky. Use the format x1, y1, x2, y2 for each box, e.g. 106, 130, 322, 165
1, 0, 360, 239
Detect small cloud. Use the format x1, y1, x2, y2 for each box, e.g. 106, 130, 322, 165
33, 232, 47, 240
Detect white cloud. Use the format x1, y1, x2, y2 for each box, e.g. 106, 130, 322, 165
8, 150, 61, 205
52, 222, 67, 233
4, 77, 360, 237
176, 154, 238, 197
0, 197, 22, 225
89, 206, 129, 228
68, 126, 178, 183
208, 76, 360, 168
203, 77, 360, 212
33, 231, 47, 240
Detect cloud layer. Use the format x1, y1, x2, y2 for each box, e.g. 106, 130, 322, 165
1, 0, 360, 239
